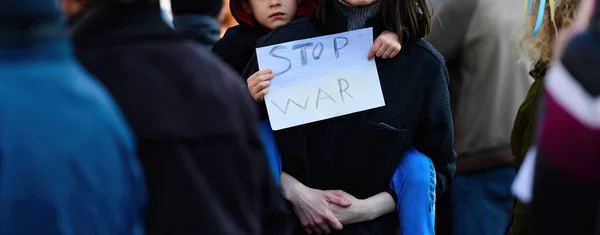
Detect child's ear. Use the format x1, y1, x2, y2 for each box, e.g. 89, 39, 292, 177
241, 0, 253, 15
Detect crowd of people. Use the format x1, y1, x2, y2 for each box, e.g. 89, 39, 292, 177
0, 0, 598, 234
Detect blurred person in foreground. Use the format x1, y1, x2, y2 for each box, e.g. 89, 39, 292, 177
59, 0, 293, 234
0, 0, 146, 234
426, 0, 531, 234
170, 0, 222, 49
531, 0, 600, 233
508, 0, 583, 234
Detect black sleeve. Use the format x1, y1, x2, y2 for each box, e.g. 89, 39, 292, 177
212, 29, 247, 77
412, 61, 457, 196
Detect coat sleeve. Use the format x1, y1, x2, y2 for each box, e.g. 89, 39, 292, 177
412, 60, 457, 196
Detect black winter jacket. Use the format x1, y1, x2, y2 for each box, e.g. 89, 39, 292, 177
70, 6, 293, 235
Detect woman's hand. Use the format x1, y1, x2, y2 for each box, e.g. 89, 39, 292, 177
368, 30, 402, 60
328, 191, 396, 225
246, 69, 274, 102
281, 173, 352, 234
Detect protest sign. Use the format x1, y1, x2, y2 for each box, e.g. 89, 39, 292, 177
256, 28, 385, 130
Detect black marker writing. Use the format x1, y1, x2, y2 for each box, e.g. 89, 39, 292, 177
292, 43, 313, 66
316, 88, 336, 109
312, 42, 324, 60
337, 78, 353, 102
334, 37, 349, 59
269, 45, 292, 76
271, 97, 310, 115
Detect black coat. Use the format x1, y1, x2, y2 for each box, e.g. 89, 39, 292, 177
243, 3, 456, 234
212, 25, 267, 75
70, 6, 293, 235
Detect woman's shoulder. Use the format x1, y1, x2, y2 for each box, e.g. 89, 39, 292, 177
411, 39, 446, 67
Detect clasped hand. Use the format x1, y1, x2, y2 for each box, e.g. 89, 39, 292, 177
286, 184, 371, 234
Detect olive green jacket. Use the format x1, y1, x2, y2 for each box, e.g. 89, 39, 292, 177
507, 63, 547, 235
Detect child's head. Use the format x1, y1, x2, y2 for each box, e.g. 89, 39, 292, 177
521, 0, 581, 66
231, 0, 316, 30
240, 0, 297, 29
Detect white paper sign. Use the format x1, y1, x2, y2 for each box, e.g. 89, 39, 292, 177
256, 28, 385, 130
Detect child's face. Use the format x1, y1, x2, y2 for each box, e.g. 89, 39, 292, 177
244, 0, 298, 30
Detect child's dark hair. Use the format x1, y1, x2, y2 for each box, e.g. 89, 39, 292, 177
314, 0, 432, 42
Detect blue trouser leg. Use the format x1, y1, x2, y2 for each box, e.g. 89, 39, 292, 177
451, 166, 515, 235
259, 121, 282, 185
390, 147, 436, 235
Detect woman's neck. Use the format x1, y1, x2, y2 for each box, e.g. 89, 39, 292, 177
335, 0, 379, 30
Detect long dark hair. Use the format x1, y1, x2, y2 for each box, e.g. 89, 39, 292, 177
315, 0, 432, 42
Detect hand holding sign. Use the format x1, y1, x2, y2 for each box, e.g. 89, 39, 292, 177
247, 69, 274, 102
256, 28, 385, 130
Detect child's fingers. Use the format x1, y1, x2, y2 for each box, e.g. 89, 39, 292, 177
257, 69, 273, 76
375, 45, 387, 58
248, 69, 273, 82
368, 39, 382, 60
257, 73, 275, 82
252, 81, 271, 94
260, 88, 269, 97
381, 47, 394, 59
248, 74, 273, 91
389, 47, 400, 58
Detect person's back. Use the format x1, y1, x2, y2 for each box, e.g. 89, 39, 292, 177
428, 0, 530, 173
63, 1, 292, 234
0, 1, 146, 234
427, 0, 530, 234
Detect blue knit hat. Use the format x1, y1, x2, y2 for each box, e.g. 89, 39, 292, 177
0, 0, 62, 25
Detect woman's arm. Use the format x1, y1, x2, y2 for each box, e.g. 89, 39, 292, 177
328, 191, 395, 225
362, 192, 396, 220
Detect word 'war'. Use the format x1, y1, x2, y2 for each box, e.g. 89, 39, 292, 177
271, 79, 353, 115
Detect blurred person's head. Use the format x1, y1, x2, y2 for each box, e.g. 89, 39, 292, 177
170, 0, 222, 18
0, 0, 62, 26
521, 0, 582, 66
59, 0, 160, 18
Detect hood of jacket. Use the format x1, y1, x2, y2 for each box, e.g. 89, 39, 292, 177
0, 0, 65, 46
230, 0, 317, 28
0, 0, 61, 26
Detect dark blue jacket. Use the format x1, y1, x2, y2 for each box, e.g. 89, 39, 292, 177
0, 3, 146, 234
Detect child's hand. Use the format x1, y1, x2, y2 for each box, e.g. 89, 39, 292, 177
247, 69, 274, 102
368, 30, 401, 60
